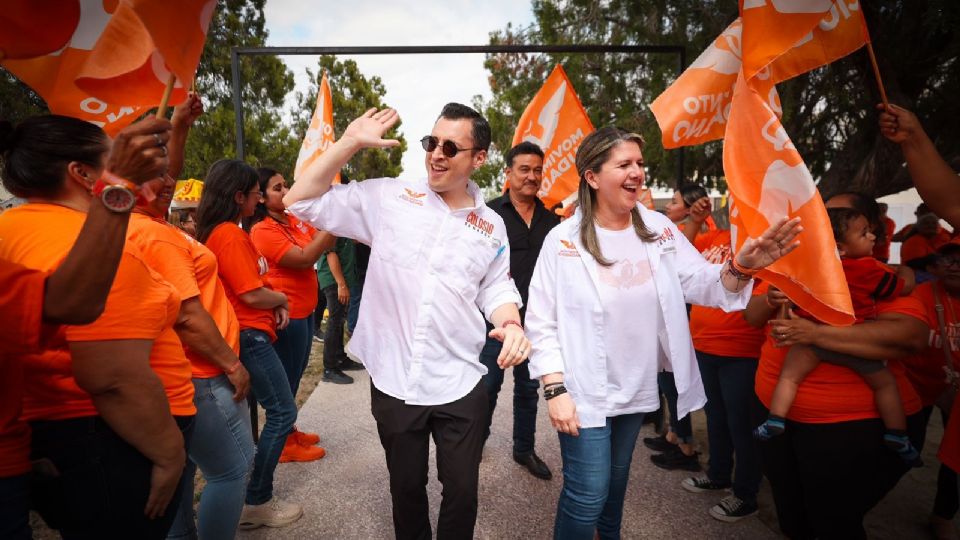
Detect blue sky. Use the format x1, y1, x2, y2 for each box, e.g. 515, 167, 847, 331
264, 0, 535, 175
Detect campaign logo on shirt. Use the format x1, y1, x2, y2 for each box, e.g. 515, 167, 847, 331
598, 259, 652, 289
559, 239, 580, 258
257, 256, 269, 275
656, 227, 677, 253
465, 211, 495, 238
400, 188, 426, 206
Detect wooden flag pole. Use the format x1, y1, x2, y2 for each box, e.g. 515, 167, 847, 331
778, 303, 790, 320
156, 74, 177, 118
866, 42, 889, 110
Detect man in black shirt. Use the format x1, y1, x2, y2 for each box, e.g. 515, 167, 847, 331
482, 141, 561, 479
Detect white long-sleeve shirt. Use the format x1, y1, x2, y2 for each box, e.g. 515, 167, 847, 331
288, 178, 521, 405
526, 205, 752, 427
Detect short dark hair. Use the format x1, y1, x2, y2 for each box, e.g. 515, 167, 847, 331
505, 141, 544, 168
0, 115, 109, 198
678, 183, 708, 208
827, 191, 885, 245
438, 103, 491, 152
827, 207, 864, 244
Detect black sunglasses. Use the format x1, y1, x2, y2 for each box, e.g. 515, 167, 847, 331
420, 135, 481, 158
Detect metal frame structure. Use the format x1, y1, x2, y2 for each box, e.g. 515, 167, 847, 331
230, 44, 687, 185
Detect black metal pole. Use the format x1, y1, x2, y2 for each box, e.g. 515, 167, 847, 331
232, 44, 684, 56
231, 47, 245, 162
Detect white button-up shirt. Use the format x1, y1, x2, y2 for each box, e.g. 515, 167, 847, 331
526, 205, 752, 427
288, 178, 522, 405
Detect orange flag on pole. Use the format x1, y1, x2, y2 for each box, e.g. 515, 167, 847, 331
295, 72, 341, 184
652, 1, 868, 150
512, 64, 594, 209
719, 0, 872, 326
724, 72, 853, 325
1, 0, 215, 135
0, 0, 80, 60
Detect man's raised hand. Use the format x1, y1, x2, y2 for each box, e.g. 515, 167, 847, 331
342, 108, 402, 149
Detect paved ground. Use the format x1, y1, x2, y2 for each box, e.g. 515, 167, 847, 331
237, 356, 959, 540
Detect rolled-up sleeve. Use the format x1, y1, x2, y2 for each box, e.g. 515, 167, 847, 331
526, 231, 565, 379
287, 178, 387, 245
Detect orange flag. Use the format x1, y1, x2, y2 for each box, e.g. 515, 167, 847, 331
0, 0, 80, 60
295, 72, 341, 184
512, 64, 594, 209
1, 0, 215, 135
720, 0, 872, 326
652, 1, 868, 150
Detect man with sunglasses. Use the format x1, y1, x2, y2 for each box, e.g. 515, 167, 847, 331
480, 141, 559, 481
284, 103, 529, 540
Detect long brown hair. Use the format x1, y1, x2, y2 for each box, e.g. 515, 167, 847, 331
575, 127, 657, 266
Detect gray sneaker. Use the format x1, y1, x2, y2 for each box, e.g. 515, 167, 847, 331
709, 495, 758, 523
682, 476, 731, 493
239, 496, 303, 529
322, 368, 353, 384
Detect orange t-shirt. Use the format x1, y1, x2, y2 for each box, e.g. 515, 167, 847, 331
204, 222, 276, 341
129, 214, 240, 378
689, 231, 768, 358
0, 261, 46, 477
250, 215, 319, 319
755, 295, 925, 424
0, 204, 195, 421
902, 282, 960, 407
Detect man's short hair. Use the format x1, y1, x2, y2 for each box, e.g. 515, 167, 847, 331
505, 141, 544, 168
438, 103, 491, 152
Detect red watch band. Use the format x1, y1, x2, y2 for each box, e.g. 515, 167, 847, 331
501, 319, 522, 330
99, 170, 140, 194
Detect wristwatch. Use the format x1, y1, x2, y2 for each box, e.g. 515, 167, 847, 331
92, 171, 139, 213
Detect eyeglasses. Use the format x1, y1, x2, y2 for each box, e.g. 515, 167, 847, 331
420, 135, 481, 158
936, 255, 960, 268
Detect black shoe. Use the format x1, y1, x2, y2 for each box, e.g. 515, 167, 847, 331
642, 434, 677, 453
322, 368, 354, 384
650, 449, 701, 472
513, 452, 552, 480
338, 358, 365, 371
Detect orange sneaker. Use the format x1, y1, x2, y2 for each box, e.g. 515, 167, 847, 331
279, 437, 326, 463
290, 427, 320, 447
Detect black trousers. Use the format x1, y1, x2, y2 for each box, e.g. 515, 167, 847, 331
370, 381, 488, 540
919, 405, 959, 519
760, 409, 924, 540
30, 415, 194, 539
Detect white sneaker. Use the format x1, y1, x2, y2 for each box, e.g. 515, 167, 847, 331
239, 496, 304, 529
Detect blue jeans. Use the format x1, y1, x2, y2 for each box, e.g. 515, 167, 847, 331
240, 329, 297, 505
555, 413, 645, 540
273, 314, 315, 399
696, 350, 763, 504
658, 371, 692, 443
0, 473, 31, 540
168, 375, 256, 540
479, 335, 540, 455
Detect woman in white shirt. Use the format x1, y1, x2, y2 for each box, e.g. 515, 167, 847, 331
525, 127, 801, 540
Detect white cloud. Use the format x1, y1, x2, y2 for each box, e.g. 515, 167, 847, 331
263, 0, 535, 175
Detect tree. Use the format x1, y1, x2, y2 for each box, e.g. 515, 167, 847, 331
478, 0, 960, 198
291, 55, 406, 181
0, 69, 47, 121
180, 0, 300, 179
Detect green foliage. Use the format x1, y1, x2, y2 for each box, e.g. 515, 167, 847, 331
180, 0, 299, 179
0, 69, 47, 121
291, 56, 406, 181
479, 0, 960, 198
